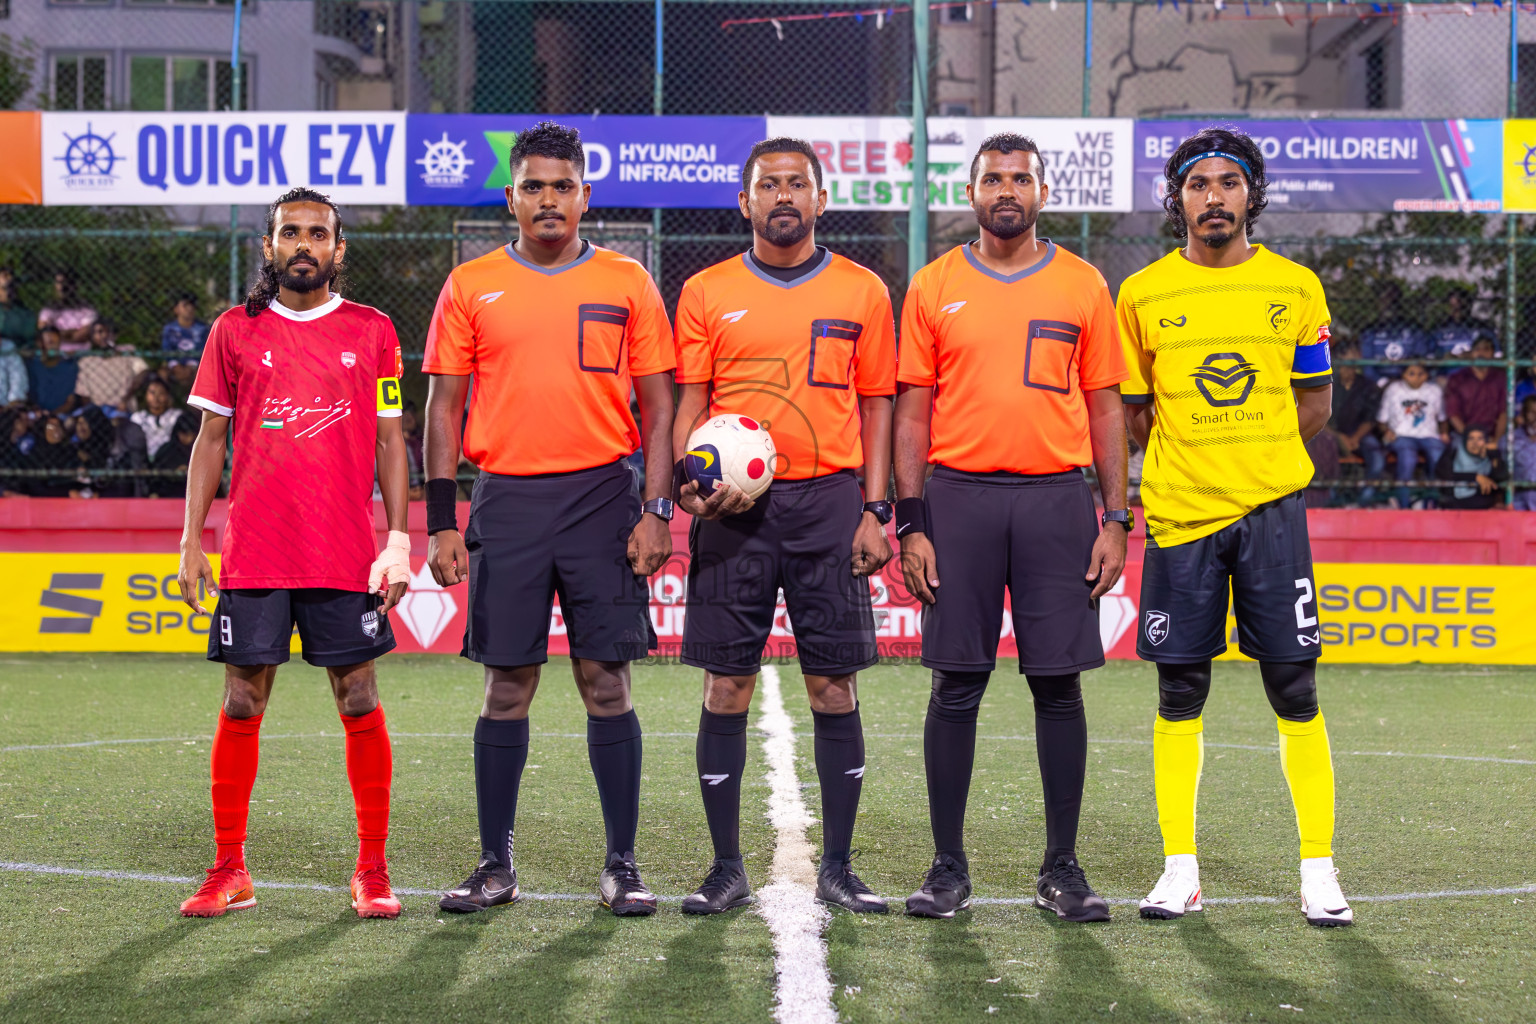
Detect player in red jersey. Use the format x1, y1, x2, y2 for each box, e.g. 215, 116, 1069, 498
176, 188, 412, 920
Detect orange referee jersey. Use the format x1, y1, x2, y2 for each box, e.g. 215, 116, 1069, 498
675, 249, 896, 480
898, 241, 1127, 475
422, 242, 675, 476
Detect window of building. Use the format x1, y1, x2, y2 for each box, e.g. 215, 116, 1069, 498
52, 54, 108, 110
129, 55, 248, 110
944, 2, 973, 22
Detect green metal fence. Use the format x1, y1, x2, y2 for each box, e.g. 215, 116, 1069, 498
1, 0, 1533, 505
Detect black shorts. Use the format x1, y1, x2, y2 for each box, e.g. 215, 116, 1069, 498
921, 466, 1105, 675
463, 459, 656, 667
1137, 490, 1320, 664
207, 588, 396, 668
683, 470, 877, 677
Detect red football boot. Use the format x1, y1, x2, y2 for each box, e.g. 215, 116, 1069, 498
351, 862, 402, 919
181, 864, 256, 917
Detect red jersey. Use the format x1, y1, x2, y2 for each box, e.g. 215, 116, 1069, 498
189, 295, 404, 591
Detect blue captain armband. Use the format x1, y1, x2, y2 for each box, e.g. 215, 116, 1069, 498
1292, 341, 1332, 376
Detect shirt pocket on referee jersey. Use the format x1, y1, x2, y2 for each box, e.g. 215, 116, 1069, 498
808, 318, 862, 389
1023, 319, 1080, 395
577, 303, 630, 374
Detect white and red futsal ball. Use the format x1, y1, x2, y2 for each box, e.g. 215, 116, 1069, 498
683, 415, 776, 500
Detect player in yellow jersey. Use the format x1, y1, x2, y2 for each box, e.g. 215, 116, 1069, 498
1116, 127, 1351, 927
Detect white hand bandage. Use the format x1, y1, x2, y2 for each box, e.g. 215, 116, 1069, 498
368, 530, 412, 594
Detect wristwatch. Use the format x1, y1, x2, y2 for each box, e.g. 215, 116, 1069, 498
1101, 508, 1134, 531
863, 500, 894, 525
642, 497, 675, 521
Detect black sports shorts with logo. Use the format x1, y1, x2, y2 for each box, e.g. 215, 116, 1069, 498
683, 469, 877, 677
921, 465, 1105, 674
207, 588, 396, 667
463, 458, 656, 667
1137, 490, 1320, 664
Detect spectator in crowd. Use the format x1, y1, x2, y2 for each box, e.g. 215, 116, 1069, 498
75, 320, 148, 412
109, 413, 150, 498
1443, 336, 1507, 443
0, 407, 31, 494
27, 413, 77, 498
160, 291, 209, 390
38, 270, 97, 353
130, 377, 182, 460
0, 267, 36, 348
0, 269, 36, 405
1377, 360, 1448, 509
1328, 340, 1383, 505
0, 336, 24, 407
1305, 422, 1340, 508
401, 398, 424, 499
147, 408, 199, 498
1436, 425, 1507, 510
68, 405, 115, 498
1430, 287, 1491, 360
1358, 281, 1427, 387
26, 326, 82, 415
1514, 365, 1535, 408
1513, 395, 1536, 511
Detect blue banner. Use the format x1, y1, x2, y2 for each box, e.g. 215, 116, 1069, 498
405, 114, 766, 208
1134, 119, 1503, 214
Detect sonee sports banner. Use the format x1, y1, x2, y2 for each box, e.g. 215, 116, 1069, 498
3, 551, 1533, 665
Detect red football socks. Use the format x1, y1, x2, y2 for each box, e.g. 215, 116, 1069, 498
342, 706, 393, 867
210, 709, 263, 868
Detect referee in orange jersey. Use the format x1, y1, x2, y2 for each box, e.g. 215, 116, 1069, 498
894, 133, 1131, 922
420, 122, 676, 918
673, 138, 898, 915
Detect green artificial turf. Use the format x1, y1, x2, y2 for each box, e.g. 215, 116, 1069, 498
1, 654, 1532, 1023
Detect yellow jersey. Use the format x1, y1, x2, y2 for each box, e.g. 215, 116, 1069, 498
1117, 245, 1333, 547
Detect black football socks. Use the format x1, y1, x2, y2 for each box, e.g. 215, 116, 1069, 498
812, 705, 865, 863
696, 706, 749, 860
587, 709, 643, 860
1027, 673, 1089, 872
924, 670, 990, 859
474, 716, 529, 868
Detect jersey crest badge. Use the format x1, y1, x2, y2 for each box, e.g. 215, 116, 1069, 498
361, 610, 380, 638
341, 351, 357, 368
1268, 302, 1291, 334
1145, 609, 1170, 646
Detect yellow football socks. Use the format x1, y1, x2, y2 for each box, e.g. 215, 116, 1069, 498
1277, 712, 1336, 860
1152, 714, 1204, 856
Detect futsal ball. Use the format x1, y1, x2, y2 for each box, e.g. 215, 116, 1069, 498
684, 415, 776, 500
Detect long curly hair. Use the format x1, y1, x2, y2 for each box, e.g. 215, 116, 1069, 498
1162, 126, 1268, 240
245, 188, 346, 317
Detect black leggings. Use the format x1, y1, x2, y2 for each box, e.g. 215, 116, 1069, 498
1157, 659, 1319, 723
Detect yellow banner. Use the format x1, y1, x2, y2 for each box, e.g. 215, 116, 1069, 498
1503, 120, 1536, 213
1218, 563, 1536, 664
2, 553, 243, 653
2, 554, 1534, 664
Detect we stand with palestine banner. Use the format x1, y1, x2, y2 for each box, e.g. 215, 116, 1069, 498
7, 111, 1536, 212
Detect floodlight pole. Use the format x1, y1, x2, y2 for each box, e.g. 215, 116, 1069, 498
1079, 0, 1092, 261
227, 0, 244, 307
909, 0, 929, 279
1507, 0, 1518, 504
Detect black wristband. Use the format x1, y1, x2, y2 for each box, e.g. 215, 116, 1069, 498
894, 497, 927, 539
672, 458, 687, 500
425, 478, 459, 535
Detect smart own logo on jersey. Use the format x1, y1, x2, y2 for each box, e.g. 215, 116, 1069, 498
1190, 352, 1259, 407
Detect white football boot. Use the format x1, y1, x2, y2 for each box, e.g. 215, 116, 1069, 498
1139, 853, 1202, 919
1300, 857, 1354, 927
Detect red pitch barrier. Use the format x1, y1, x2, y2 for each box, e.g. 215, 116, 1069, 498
2, 499, 1533, 660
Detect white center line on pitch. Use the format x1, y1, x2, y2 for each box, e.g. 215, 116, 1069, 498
754, 664, 838, 1024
